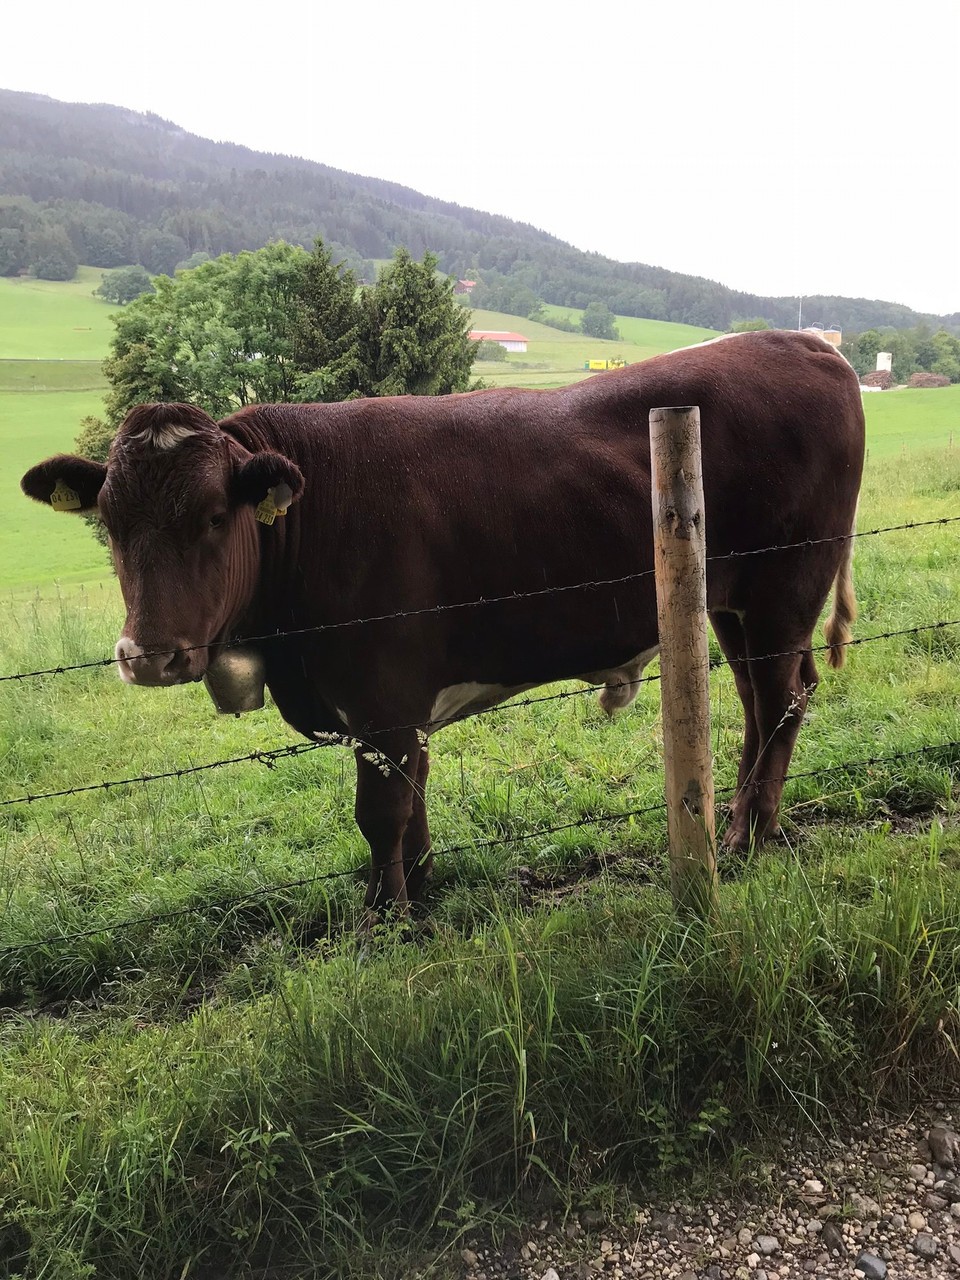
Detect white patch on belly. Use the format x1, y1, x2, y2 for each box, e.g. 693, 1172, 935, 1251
581, 646, 660, 716
429, 681, 534, 731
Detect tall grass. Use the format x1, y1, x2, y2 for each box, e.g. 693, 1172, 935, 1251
1, 842, 959, 1279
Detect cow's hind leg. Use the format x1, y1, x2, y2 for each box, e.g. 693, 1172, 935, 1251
710, 611, 759, 809
724, 617, 817, 851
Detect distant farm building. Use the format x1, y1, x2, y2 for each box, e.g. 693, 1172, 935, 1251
876, 351, 893, 372
803, 325, 842, 347
455, 279, 477, 295
470, 330, 528, 353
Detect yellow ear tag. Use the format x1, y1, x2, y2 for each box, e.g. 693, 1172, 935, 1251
254, 484, 292, 526
50, 480, 81, 512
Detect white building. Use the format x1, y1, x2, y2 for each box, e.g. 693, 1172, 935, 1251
469, 330, 529, 353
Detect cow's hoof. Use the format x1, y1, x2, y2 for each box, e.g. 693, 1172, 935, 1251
721, 821, 782, 854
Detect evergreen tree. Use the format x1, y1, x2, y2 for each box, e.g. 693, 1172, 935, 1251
359, 249, 476, 396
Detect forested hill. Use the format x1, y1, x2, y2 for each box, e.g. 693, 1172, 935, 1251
0, 87, 952, 333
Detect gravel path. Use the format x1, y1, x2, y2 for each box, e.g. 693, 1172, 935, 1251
457, 1105, 960, 1280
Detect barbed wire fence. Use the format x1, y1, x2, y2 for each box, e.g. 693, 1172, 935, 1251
1, 513, 959, 959
2, 516, 958, 685
1, 740, 958, 962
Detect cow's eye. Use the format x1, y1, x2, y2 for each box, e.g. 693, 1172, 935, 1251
209, 513, 227, 530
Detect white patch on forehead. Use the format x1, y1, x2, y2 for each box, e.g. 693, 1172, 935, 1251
127, 422, 197, 451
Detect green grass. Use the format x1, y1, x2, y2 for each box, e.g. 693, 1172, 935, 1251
471, 307, 718, 388
1, 390, 113, 591
0, 360, 107, 393
0, 448, 959, 1276
0, 267, 117, 359
540, 302, 717, 356
863, 384, 960, 458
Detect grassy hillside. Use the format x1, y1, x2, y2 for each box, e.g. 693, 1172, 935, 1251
541, 303, 719, 354
0, 266, 116, 358
2, 390, 113, 590
471, 308, 718, 388
864, 384, 960, 458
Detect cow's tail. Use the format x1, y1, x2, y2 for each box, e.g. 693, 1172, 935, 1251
823, 516, 858, 669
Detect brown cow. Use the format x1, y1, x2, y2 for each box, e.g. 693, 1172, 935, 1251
22, 330, 864, 912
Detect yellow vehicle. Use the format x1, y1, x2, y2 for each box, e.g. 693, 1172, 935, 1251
583, 357, 626, 371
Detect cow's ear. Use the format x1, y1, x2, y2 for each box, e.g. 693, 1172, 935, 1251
232, 451, 305, 511
21, 455, 107, 515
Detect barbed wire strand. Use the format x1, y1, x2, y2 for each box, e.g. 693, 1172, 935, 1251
3, 515, 957, 685
3, 618, 959, 811
2, 740, 958, 961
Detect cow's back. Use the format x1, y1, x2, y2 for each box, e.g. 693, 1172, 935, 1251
223, 329, 864, 697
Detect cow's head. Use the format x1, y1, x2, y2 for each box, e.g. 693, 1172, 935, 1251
21, 403, 304, 686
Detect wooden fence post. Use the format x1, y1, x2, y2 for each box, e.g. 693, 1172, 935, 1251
649, 405, 718, 917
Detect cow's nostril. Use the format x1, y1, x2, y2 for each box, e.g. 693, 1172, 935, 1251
115, 636, 200, 685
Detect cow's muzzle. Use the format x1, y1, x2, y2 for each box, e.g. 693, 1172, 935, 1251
115, 637, 206, 686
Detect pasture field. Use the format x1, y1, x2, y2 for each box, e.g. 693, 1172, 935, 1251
1, 390, 114, 590
0, 444, 959, 1278
470, 308, 717, 388
865, 383, 960, 458
540, 302, 719, 356
0, 267, 116, 359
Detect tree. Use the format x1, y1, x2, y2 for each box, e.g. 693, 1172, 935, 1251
174, 251, 211, 273
932, 328, 960, 383
729, 318, 771, 332
359, 248, 477, 396
30, 224, 77, 280
579, 301, 619, 341
286, 240, 365, 402
95, 265, 155, 305
0, 227, 28, 276
85, 241, 481, 490
137, 228, 189, 275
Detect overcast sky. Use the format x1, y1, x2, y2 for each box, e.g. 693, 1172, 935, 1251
4, 0, 958, 316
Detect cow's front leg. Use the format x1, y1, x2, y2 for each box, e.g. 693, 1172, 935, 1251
401, 746, 433, 905
354, 731, 422, 914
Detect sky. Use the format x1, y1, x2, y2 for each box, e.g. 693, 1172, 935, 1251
3, 0, 958, 316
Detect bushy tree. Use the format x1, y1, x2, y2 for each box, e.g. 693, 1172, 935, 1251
473, 339, 507, 361
359, 248, 476, 396
932, 329, 960, 382
729, 318, 771, 332
82, 240, 477, 473
174, 251, 211, 273
580, 301, 619, 340
0, 227, 28, 276
137, 228, 189, 275
287, 240, 364, 402
30, 224, 77, 280
95, 265, 155, 305
842, 325, 960, 384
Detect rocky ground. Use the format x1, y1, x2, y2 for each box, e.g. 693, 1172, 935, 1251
456, 1105, 960, 1280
